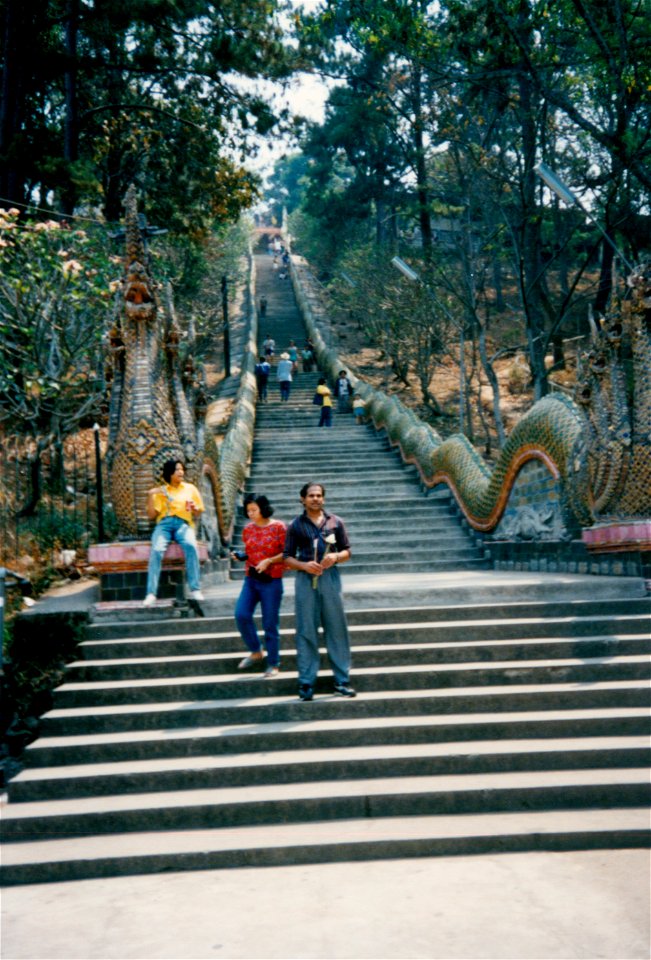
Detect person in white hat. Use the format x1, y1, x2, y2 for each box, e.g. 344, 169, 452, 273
276, 352, 293, 401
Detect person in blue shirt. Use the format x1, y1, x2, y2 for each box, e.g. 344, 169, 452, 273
254, 356, 271, 402
283, 481, 355, 701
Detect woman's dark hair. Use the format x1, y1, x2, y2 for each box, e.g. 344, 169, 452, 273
243, 493, 274, 518
300, 481, 325, 499
318, 377, 326, 385
162, 459, 183, 482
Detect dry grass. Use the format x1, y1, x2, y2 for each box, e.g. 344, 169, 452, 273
332, 318, 582, 454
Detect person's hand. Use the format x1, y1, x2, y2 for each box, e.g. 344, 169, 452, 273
304, 560, 323, 575
321, 553, 338, 569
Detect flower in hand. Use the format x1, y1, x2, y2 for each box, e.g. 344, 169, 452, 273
312, 533, 338, 588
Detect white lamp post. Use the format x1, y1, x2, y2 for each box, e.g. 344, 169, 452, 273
391, 256, 420, 282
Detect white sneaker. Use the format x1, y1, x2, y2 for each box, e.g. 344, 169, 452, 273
189, 589, 204, 601
142, 594, 157, 607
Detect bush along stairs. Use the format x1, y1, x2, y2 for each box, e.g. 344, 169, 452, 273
1, 254, 650, 884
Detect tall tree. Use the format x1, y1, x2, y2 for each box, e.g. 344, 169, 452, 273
0, 0, 294, 227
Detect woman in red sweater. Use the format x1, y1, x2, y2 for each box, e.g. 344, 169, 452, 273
231, 494, 286, 678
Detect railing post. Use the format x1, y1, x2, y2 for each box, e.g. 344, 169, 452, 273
0, 567, 5, 672
222, 274, 231, 378
93, 423, 105, 543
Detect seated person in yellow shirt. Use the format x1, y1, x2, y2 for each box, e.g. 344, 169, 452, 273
143, 459, 205, 606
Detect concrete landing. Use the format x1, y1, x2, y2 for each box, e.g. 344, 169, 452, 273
2, 848, 649, 959
29, 570, 647, 621
199, 569, 649, 616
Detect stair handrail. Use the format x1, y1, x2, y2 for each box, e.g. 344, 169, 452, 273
287, 249, 586, 533
216, 246, 258, 547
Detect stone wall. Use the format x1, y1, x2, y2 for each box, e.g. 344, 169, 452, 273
488, 458, 577, 542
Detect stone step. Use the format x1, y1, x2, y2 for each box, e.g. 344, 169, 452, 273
3, 806, 648, 886
231, 503, 456, 523
39, 680, 651, 737
6, 736, 649, 806
49, 654, 650, 709
240, 481, 424, 500
247, 464, 420, 480
79, 615, 651, 660
232, 518, 464, 538
252, 436, 399, 448
3, 766, 648, 846
229, 547, 484, 568
84, 598, 651, 642
230, 559, 488, 579
251, 438, 402, 453
76, 616, 651, 672
64, 635, 651, 684
22, 707, 651, 769
252, 429, 386, 441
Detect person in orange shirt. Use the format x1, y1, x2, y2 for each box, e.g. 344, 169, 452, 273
143, 459, 205, 606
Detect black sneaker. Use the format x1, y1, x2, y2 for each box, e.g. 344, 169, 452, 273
299, 684, 314, 701
333, 682, 356, 698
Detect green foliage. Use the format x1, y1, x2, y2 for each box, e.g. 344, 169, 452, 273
23, 508, 87, 552
286, 0, 650, 411
1, 0, 294, 226
264, 153, 311, 223
153, 217, 253, 375
2, 610, 88, 765
0, 211, 117, 436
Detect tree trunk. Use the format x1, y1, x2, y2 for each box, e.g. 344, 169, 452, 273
551, 333, 565, 370
593, 238, 614, 316
0, 0, 30, 206
411, 68, 433, 260
514, 4, 549, 401
492, 254, 506, 311
102, 36, 127, 222
477, 320, 507, 447
61, 0, 80, 216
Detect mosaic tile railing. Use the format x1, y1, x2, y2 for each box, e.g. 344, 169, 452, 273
106, 185, 212, 540
215, 255, 258, 546
103, 187, 260, 558
571, 261, 651, 554
289, 252, 651, 555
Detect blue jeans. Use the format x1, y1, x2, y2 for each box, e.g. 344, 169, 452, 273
279, 380, 291, 401
146, 516, 201, 596
235, 575, 284, 667
294, 568, 350, 686
318, 406, 332, 427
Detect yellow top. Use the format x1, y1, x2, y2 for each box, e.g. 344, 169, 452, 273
317, 384, 333, 407
152, 481, 204, 527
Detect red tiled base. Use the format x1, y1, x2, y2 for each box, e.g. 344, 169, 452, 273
87, 539, 209, 602
88, 540, 209, 573
582, 520, 651, 553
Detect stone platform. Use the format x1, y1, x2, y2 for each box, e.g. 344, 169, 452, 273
88, 540, 209, 603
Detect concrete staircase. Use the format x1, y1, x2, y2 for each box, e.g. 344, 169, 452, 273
234, 252, 486, 575
1, 585, 650, 884
2, 253, 649, 885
